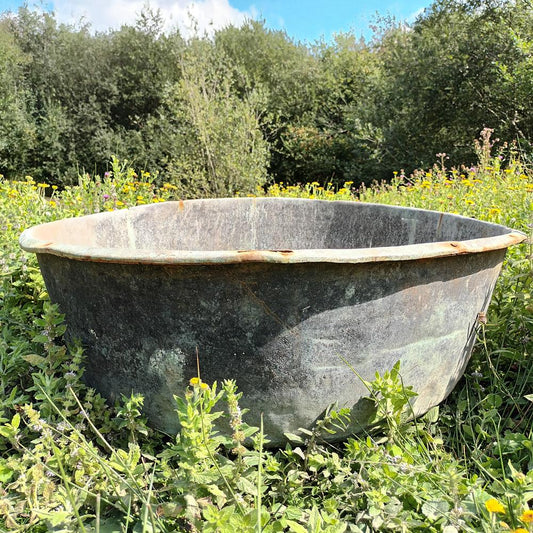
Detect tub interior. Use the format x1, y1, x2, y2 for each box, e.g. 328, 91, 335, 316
29, 198, 511, 252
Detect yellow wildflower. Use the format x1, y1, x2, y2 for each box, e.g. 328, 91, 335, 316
37, 183, 49, 188
485, 498, 505, 514
116, 200, 124, 207
189, 377, 208, 390
512, 529, 528, 533
520, 510, 533, 523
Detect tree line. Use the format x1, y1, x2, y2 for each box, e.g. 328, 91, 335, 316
0, 0, 531, 196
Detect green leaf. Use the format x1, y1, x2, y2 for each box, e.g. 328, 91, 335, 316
22, 353, 47, 366
284, 507, 303, 520
37, 510, 71, 526
524, 394, 533, 403
133, 520, 157, 533
285, 520, 308, 533
423, 406, 439, 423
11, 413, 20, 430
284, 432, 305, 444
442, 526, 459, 533
86, 517, 124, 532
421, 500, 450, 521
236, 476, 257, 496
0, 464, 14, 483
32, 334, 50, 344
292, 447, 306, 461
0, 427, 14, 439
160, 502, 184, 518
484, 393, 503, 409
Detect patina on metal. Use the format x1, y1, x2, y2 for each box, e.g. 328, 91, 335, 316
20, 198, 526, 443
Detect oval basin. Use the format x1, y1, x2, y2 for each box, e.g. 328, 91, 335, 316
19, 198, 526, 443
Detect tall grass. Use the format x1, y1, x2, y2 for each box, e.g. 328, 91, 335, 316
0, 132, 531, 532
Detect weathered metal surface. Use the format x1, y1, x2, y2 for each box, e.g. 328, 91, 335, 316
20, 198, 526, 443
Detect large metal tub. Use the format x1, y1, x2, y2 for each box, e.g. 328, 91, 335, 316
20, 198, 525, 442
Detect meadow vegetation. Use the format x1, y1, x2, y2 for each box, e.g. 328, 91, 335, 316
0, 132, 531, 532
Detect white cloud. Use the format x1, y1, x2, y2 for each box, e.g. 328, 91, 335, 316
50, 0, 254, 36
406, 7, 426, 23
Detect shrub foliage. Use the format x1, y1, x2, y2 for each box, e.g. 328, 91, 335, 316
0, 0, 531, 188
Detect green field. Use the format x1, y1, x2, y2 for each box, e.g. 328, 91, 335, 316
0, 135, 532, 532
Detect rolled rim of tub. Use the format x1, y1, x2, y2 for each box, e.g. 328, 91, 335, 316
19, 198, 527, 265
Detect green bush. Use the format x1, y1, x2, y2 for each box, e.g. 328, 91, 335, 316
1, 2, 532, 187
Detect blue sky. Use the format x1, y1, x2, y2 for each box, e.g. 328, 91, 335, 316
0, 0, 432, 41
232, 0, 430, 42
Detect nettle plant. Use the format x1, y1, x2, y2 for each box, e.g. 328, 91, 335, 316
0, 135, 532, 532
